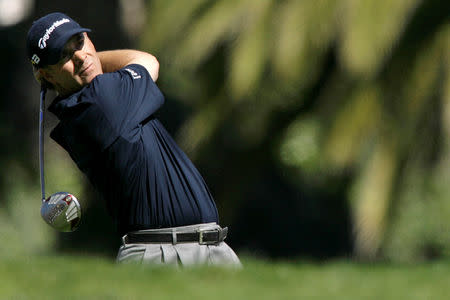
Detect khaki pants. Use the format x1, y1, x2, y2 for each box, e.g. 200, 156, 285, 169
116, 223, 242, 267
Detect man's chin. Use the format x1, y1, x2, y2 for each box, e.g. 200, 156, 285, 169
83, 72, 101, 85
58, 74, 101, 97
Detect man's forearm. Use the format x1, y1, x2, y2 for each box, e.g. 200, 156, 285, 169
97, 49, 159, 81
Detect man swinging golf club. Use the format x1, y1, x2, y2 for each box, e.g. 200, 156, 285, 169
27, 12, 241, 267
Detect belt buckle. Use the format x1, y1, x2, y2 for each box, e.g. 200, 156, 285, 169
198, 228, 219, 245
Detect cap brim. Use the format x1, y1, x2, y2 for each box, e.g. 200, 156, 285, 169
46, 27, 92, 65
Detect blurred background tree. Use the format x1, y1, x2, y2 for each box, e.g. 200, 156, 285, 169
0, 0, 448, 262
140, 0, 450, 261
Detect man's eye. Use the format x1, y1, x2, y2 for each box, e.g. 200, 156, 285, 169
75, 36, 85, 51
61, 50, 74, 61
59, 34, 85, 63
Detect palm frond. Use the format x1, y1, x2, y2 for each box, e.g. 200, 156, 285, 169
175, 0, 256, 69
228, 0, 272, 101
272, 0, 337, 86
339, 0, 422, 78
142, 0, 211, 52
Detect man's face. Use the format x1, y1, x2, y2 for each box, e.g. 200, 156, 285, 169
41, 32, 102, 96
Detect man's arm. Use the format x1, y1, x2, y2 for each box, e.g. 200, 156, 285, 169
97, 50, 159, 82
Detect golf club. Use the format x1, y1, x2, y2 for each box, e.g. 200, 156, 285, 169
39, 86, 81, 232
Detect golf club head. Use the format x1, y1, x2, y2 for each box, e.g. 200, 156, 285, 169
41, 192, 81, 232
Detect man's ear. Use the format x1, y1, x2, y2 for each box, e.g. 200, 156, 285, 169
33, 67, 54, 90
38, 68, 53, 82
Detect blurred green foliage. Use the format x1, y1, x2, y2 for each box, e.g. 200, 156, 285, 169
0, 0, 448, 262
0, 142, 86, 257
140, 0, 450, 260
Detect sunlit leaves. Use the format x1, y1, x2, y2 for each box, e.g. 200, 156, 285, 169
273, 0, 337, 86
176, 94, 230, 158
142, 0, 211, 52
228, 0, 272, 100
141, 0, 450, 260
325, 84, 382, 169
175, 0, 255, 69
350, 138, 397, 258
443, 25, 450, 138
279, 117, 322, 173
339, 0, 422, 78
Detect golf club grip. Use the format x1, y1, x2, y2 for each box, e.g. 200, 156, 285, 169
39, 87, 47, 202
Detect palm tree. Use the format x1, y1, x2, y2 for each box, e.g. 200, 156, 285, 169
141, 0, 450, 260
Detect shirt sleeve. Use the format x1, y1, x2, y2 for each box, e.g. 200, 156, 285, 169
86, 63, 165, 139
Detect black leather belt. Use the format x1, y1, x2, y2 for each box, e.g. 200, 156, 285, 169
123, 227, 228, 245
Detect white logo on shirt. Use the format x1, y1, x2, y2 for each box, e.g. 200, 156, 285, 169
125, 68, 141, 79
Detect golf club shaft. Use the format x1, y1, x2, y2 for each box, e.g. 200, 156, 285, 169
39, 87, 46, 202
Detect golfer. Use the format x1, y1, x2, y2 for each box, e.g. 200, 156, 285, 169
26, 12, 241, 266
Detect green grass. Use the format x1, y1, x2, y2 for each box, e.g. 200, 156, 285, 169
0, 254, 449, 299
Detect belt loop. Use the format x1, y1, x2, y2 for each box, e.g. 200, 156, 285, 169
171, 229, 177, 245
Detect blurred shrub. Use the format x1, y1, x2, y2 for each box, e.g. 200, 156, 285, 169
0, 143, 85, 257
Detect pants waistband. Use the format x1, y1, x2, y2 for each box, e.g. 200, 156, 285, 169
121, 223, 228, 245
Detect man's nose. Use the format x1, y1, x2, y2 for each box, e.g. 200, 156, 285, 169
72, 50, 86, 65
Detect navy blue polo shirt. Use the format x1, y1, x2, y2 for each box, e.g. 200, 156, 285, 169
48, 64, 218, 235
